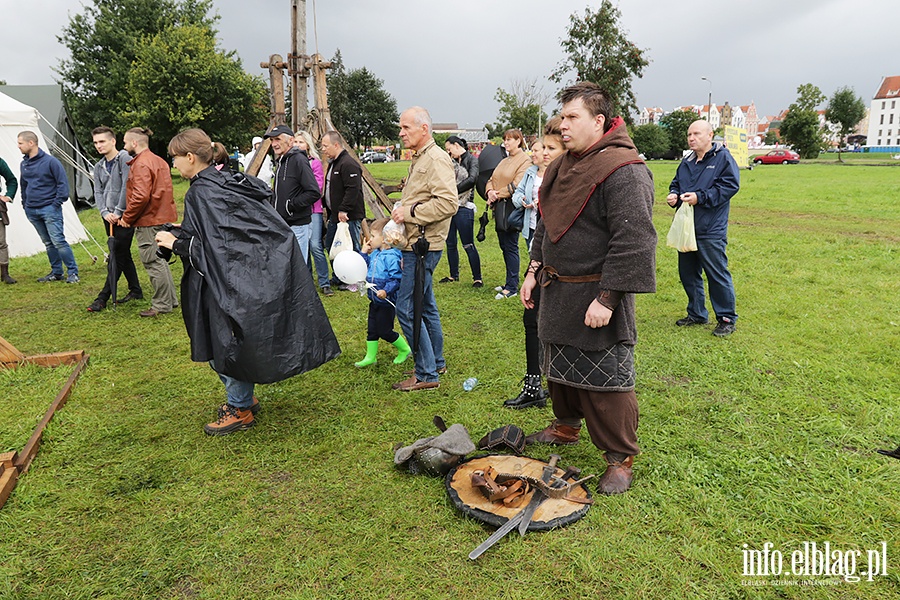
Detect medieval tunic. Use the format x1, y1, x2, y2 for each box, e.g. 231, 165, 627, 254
530, 118, 656, 453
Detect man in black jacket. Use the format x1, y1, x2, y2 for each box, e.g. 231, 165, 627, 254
264, 125, 321, 263
321, 131, 365, 289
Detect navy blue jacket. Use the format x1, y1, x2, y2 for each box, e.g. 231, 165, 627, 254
669, 142, 739, 240
20, 148, 69, 209
362, 248, 402, 306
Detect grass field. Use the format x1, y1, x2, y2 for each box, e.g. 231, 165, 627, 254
0, 161, 898, 599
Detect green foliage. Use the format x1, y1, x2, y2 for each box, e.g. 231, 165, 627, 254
780, 83, 826, 159
825, 87, 867, 160
551, 0, 650, 123
491, 83, 548, 137
328, 51, 399, 149
57, 0, 220, 146
2, 163, 900, 598
764, 130, 780, 145
659, 109, 695, 154
432, 132, 452, 148
127, 24, 268, 149
632, 123, 669, 157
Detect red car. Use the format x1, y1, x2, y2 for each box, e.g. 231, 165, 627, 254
753, 149, 800, 165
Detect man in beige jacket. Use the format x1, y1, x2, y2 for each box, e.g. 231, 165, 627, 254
390, 106, 458, 391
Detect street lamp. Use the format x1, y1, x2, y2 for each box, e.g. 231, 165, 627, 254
701, 76, 712, 123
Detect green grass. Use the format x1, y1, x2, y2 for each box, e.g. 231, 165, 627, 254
0, 162, 899, 599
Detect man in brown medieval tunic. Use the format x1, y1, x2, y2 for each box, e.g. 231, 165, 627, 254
520, 82, 657, 495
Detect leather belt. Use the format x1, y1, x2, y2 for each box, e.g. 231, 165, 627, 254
537, 265, 603, 288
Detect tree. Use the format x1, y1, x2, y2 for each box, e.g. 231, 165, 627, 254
328, 52, 399, 149
825, 87, 866, 162
128, 24, 268, 149
57, 0, 218, 145
780, 83, 826, 159
764, 130, 780, 146
631, 124, 669, 158
551, 1, 650, 123
490, 78, 551, 137
659, 109, 696, 155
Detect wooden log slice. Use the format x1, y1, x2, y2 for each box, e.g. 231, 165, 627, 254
446, 454, 592, 531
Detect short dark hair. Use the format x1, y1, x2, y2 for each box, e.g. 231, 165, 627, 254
91, 126, 116, 138
323, 130, 344, 145
446, 135, 468, 151
559, 82, 614, 132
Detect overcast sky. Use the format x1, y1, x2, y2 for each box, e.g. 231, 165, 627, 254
4, 0, 898, 130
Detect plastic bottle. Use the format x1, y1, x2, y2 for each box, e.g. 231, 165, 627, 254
463, 377, 478, 391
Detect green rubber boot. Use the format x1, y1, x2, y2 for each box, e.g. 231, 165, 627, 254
392, 336, 411, 364
355, 341, 379, 367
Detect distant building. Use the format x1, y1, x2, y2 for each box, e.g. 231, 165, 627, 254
638, 107, 665, 125
865, 75, 900, 148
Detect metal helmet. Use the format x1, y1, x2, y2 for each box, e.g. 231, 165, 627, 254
408, 447, 463, 477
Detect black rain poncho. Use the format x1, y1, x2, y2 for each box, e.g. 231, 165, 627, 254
172, 166, 340, 383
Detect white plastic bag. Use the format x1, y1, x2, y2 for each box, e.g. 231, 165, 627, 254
666, 203, 698, 252
329, 221, 353, 259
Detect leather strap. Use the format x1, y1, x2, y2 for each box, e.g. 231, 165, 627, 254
537, 265, 603, 288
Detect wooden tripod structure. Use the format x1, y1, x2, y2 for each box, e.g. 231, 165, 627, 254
248, 0, 394, 219
0, 336, 89, 509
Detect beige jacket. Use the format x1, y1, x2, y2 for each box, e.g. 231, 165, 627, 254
486, 151, 531, 199
398, 139, 458, 250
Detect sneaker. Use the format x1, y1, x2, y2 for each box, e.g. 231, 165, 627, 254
495, 290, 515, 300
494, 286, 504, 292
115, 291, 144, 304
338, 283, 359, 292
713, 319, 736, 337
66, 273, 80, 284
439, 276, 456, 283
204, 404, 256, 436
37, 273, 65, 282
675, 316, 707, 327
87, 299, 106, 313
322, 285, 334, 297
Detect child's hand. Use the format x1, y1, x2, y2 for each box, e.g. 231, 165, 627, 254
376, 289, 387, 299
361, 240, 371, 253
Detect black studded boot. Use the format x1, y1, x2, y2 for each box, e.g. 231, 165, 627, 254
503, 374, 547, 409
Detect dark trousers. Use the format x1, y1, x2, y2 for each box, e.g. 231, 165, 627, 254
678, 237, 737, 323
523, 285, 540, 375
548, 381, 640, 456
445, 206, 481, 281
97, 222, 142, 303
496, 228, 520, 293
367, 302, 400, 343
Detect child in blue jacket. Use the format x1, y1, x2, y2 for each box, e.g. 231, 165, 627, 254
355, 218, 411, 367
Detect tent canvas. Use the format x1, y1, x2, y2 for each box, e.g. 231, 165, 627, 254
0, 85, 94, 207
0, 90, 89, 258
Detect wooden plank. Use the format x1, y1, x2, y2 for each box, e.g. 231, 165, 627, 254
14, 354, 89, 474
0, 467, 17, 509
0, 451, 17, 470
0, 335, 25, 365
23, 350, 85, 368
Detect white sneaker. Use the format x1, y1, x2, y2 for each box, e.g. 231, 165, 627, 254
495, 290, 514, 300
494, 286, 504, 292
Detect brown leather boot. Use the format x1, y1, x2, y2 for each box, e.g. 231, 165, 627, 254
1, 263, 16, 284
597, 453, 634, 495
524, 419, 581, 446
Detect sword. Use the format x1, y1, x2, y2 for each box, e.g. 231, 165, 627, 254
468, 455, 561, 560
517, 459, 574, 536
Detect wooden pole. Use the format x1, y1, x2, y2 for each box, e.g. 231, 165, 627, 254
290, 0, 309, 131
260, 54, 288, 127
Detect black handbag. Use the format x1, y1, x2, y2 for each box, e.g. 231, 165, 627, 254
494, 198, 524, 232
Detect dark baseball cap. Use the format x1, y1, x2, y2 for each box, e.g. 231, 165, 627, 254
264, 124, 294, 139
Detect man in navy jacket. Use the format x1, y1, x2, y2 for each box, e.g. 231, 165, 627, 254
17, 130, 79, 283
667, 120, 740, 337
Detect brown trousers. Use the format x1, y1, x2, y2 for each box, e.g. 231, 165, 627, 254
0, 221, 7, 264
548, 381, 640, 456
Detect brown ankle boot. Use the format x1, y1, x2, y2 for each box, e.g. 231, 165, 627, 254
524, 419, 581, 446
597, 453, 634, 495
1, 263, 16, 284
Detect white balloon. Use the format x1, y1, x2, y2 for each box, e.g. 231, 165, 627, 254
333, 251, 368, 284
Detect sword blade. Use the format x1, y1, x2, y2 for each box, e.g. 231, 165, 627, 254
468, 511, 526, 560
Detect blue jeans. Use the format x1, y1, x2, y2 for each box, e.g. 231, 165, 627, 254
308, 213, 330, 288
290, 224, 311, 264
396, 250, 445, 382
325, 219, 361, 284
678, 237, 737, 323
210, 361, 255, 409
445, 206, 481, 281
24, 203, 78, 276
496, 229, 520, 293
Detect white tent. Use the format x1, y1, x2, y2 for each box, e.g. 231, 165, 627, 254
0, 90, 88, 258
